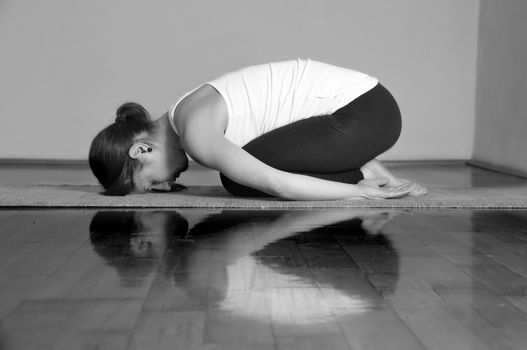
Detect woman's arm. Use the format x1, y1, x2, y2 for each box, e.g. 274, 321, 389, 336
181, 118, 416, 200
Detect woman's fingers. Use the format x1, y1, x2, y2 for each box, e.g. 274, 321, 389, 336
386, 181, 427, 197
363, 182, 416, 199
411, 186, 427, 196
383, 183, 417, 198
404, 183, 428, 196
355, 179, 427, 199
386, 182, 418, 198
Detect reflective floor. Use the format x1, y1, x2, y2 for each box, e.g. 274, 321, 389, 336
1, 208, 527, 350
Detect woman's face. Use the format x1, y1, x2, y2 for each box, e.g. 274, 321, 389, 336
132, 146, 188, 193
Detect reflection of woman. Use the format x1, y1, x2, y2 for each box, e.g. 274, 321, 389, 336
89, 211, 188, 284
90, 210, 399, 325
89, 209, 400, 324
176, 209, 401, 324
89, 59, 426, 199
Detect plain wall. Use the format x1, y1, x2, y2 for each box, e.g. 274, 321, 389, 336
0, 0, 479, 160
473, 0, 527, 174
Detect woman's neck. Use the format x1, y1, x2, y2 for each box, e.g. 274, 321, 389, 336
152, 113, 184, 151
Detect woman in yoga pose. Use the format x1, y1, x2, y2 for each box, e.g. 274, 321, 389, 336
89, 59, 426, 200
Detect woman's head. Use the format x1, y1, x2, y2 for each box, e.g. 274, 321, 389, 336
89, 102, 188, 195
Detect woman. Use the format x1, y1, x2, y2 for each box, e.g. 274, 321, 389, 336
89, 58, 426, 200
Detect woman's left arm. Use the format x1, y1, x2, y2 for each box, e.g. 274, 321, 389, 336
181, 121, 415, 201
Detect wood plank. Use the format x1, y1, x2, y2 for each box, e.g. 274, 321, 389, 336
297, 241, 358, 269
0, 211, 90, 320
29, 245, 160, 299
0, 211, 32, 242
204, 289, 275, 350
338, 307, 425, 350
341, 245, 400, 274
270, 287, 351, 350
460, 264, 527, 296
437, 287, 527, 349
2, 298, 142, 350
127, 310, 205, 350
388, 288, 495, 350
0, 276, 46, 320
0, 211, 87, 273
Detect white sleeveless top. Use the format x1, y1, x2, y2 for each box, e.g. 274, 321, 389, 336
168, 58, 378, 147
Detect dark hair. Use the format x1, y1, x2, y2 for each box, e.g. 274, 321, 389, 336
89, 102, 154, 195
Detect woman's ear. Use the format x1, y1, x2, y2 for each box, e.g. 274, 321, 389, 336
128, 142, 151, 160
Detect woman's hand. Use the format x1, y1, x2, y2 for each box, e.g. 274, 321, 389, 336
352, 177, 418, 199
393, 178, 428, 196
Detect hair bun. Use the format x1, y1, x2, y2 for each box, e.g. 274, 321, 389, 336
115, 102, 151, 124
114, 115, 127, 123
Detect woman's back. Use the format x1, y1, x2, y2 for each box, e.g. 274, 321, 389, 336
170, 58, 378, 147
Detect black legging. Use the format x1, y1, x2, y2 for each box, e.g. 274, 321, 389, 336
220, 83, 402, 197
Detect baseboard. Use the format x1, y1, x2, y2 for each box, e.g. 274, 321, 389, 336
0, 158, 89, 167
467, 159, 527, 179
382, 159, 468, 166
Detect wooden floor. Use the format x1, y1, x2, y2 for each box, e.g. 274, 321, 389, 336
1, 163, 527, 349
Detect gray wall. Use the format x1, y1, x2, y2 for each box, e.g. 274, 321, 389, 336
473, 0, 527, 174
0, 0, 479, 160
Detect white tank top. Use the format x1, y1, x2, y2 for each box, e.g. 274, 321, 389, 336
168, 58, 378, 147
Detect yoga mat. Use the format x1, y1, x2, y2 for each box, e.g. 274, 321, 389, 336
1, 184, 527, 208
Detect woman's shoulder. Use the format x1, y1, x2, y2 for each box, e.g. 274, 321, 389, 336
173, 84, 228, 136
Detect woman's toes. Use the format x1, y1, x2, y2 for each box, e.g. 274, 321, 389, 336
410, 186, 427, 196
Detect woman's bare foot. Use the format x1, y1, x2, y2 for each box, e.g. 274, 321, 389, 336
361, 159, 404, 186
360, 159, 427, 196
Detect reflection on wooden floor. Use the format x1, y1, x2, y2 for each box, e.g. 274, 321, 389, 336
1, 206, 527, 350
